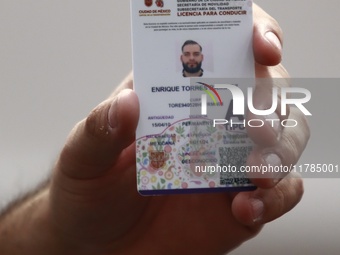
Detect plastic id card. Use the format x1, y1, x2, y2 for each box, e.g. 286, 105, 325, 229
131, 0, 256, 195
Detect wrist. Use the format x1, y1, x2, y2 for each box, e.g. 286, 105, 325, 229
0, 186, 69, 254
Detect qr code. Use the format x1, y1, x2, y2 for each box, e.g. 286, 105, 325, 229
219, 145, 253, 186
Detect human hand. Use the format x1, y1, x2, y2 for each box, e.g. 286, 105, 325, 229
22, 4, 309, 255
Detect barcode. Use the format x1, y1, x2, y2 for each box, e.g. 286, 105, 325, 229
219, 145, 253, 186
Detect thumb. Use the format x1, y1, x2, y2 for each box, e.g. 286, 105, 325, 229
56, 89, 139, 180
253, 4, 283, 66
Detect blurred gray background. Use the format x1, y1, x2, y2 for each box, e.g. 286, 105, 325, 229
0, 1, 339, 254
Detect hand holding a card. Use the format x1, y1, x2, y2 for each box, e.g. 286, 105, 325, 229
0, 4, 309, 255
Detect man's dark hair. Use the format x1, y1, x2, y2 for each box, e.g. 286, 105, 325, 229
181, 40, 202, 52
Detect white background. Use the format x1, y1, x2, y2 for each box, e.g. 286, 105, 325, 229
0, 1, 339, 254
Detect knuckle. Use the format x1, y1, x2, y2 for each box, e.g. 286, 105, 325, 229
273, 185, 286, 215
280, 130, 300, 165
299, 114, 311, 142
270, 64, 290, 79
277, 64, 290, 78
290, 107, 311, 148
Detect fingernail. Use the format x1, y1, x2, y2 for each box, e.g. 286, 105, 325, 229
108, 97, 119, 128
108, 89, 132, 128
250, 198, 264, 223
263, 153, 282, 183
265, 31, 282, 52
